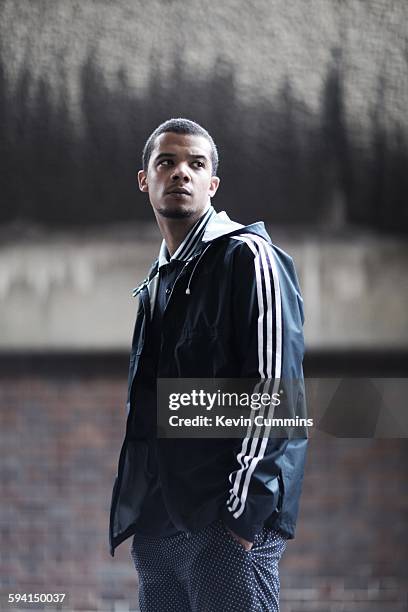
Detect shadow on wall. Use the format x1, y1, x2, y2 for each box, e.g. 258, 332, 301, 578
0, 47, 407, 232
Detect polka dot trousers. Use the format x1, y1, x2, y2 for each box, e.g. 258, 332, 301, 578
130, 518, 287, 611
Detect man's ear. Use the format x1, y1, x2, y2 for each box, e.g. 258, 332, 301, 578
138, 170, 149, 193
209, 176, 220, 198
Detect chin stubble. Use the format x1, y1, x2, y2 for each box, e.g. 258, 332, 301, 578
157, 208, 195, 219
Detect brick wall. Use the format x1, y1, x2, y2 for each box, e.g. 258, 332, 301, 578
0, 357, 407, 611
280, 434, 408, 612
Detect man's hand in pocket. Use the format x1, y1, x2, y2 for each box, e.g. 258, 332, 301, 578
225, 526, 253, 551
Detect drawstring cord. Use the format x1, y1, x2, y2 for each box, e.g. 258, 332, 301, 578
132, 245, 212, 299
185, 244, 212, 295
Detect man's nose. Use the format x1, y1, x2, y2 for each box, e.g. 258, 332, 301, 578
171, 163, 190, 182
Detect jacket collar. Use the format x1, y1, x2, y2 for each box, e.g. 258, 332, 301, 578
132, 205, 216, 297
158, 204, 216, 268
132, 207, 271, 297
201, 210, 244, 242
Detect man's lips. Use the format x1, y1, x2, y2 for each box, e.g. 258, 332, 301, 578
166, 187, 191, 195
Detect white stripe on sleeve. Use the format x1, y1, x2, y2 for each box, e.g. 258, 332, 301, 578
226, 235, 282, 519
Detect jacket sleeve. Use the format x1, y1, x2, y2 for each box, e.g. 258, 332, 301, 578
221, 234, 305, 542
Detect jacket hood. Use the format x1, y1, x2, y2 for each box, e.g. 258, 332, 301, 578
202, 211, 272, 245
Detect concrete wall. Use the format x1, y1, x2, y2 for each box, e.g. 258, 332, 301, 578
0, 225, 407, 351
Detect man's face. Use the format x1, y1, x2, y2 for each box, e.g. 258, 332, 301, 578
138, 132, 220, 221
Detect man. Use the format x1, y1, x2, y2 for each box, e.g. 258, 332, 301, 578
109, 118, 307, 611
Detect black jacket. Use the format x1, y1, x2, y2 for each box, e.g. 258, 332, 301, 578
109, 209, 307, 556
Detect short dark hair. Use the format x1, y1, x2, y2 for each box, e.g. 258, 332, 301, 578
142, 118, 219, 174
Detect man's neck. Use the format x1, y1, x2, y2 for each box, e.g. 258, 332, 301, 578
154, 208, 208, 257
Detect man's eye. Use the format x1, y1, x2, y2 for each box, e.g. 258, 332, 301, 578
193, 161, 205, 168
158, 159, 173, 166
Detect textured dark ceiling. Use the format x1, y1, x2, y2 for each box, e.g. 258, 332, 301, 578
0, 0, 407, 230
